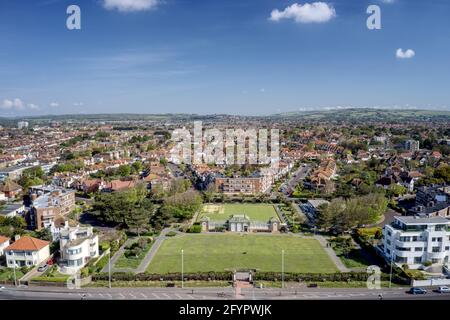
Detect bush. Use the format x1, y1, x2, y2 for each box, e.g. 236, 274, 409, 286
423, 261, 432, 267
80, 267, 90, 278
188, 225, 202, 233
166, 231, 177, 237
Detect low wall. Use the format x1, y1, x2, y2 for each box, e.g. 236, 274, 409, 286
412, 278, 450, 287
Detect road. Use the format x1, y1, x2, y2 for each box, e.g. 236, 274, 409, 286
280, 165, 310, 196
1, 286, 450, 300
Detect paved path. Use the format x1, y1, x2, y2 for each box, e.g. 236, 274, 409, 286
101, 238, 135, 273
314, 235, 350, 272
134, 228, 173, 273
104, 228, 173, 274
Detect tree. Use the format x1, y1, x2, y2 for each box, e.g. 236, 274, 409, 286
434, 165, 450, 184
117, 165, 132, 177
93, 183, 153, 229
161, 190, 203, 220
125, 201, 153, 236
203, 182, 216, 202
131, 161, 143, 174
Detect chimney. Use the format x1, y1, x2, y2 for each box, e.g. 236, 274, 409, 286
14, 234, 21, 241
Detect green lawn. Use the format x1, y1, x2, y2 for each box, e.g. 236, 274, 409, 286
197, 204, 280, 222
147, 234, 338, 274
0, 269, 24, 281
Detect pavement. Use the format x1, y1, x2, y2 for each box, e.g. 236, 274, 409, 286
103, 228, 173, 274
314, 235, 350, 273
2, 285, 450, 300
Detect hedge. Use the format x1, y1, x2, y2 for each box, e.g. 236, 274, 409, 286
92, 271, 393, 283
93, 271, 234, 282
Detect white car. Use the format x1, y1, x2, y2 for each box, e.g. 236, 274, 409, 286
437, 286, 450, 293
0, 286, 5, 290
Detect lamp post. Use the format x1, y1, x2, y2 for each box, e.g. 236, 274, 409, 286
389, 253, 394, 289
281, 250, 285, 289
108, 250, 111, 289
12, 259, 17, 287
181, 249, 184, 289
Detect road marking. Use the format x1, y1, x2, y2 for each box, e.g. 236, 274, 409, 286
152, 293, 161, 299
140, 293, 147, 299
129, 293, 137, 299
175, 294, 183, 300
162, 293, 170, 299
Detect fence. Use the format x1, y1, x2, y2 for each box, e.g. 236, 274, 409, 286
411, 278, 450, 287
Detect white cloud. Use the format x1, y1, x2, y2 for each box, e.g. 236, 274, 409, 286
381, 0, 395, 3
102, 0, 159, 12
50, 102, 59, 107
396, 48, 415, 59
73, 102, 84, 107
269, 2, 336, 24
1, 98, 25, 110
13, 98, 24, 110
1, 99, 13, 109
27, 103, 40, 110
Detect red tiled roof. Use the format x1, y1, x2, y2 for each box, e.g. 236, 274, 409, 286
5, 236, 49, 251
0, 235, 9, 244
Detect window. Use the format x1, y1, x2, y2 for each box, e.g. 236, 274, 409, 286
415, 247, 423, 252
414, 257, 422, 264
432, 247, 441, 253
386, 240, 391, 245
396, 246, 411, 251
399, 236, 411, 242
446, 247, 450, 251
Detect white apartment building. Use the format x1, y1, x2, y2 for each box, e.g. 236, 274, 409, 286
5, 236, 50, 268
59, 225, 99, 274
382, 216, 450, 269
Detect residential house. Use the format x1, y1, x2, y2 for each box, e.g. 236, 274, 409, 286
0, 203, 25, 218
5, 235, 50, 268
0, 236, 10, 257
0, 180, 22, 199
408, 185, 450, 217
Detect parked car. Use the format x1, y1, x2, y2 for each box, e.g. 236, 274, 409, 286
409, 287, 427, 295
37, 264, 48, 272
437, 286, 450, 293
0, 286, 5, 290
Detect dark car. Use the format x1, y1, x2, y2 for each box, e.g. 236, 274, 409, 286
409, 287, 427, 295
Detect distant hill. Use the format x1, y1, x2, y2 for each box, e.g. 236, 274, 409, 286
270, 108, 450, 123
1, 108, 449, 125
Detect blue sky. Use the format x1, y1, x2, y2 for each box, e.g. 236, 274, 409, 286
1, 0, 450, 116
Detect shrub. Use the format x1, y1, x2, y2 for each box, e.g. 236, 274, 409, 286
188, 225, 202, 233
423, 261, 432, 267
166, 231, 177, 237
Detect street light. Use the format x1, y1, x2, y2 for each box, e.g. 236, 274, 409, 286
12, 258, 17, 287
281, 250, 285, 289
181, 249, 184, 289
108, 250, 111, 289
389, 253, 394, 288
